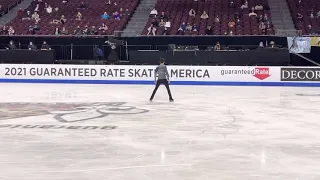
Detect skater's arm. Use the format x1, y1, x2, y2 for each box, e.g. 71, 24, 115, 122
154, 66, 159, 81
165, 66, 170, 81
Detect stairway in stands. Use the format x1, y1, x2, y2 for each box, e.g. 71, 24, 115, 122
121, 0, 158, 36
268, 0, 298, 36
0, 0, 33, 26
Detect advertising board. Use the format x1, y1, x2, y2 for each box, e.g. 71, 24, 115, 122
0, 64, 319, 86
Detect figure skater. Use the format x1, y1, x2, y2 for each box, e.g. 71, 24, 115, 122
150, 58, 174, 102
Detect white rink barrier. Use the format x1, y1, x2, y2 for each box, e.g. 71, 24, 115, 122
0, 64, 320, 87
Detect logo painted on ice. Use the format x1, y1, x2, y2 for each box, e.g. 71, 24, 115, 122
0, 102, 149, 123
253, 67, 271, 80
51, 102, 149, 123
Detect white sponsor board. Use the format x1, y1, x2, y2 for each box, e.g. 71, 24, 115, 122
0, 64, 319, 86
0, 64, 276, 81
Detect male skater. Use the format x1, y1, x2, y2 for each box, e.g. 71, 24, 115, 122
150, 58, 174, 102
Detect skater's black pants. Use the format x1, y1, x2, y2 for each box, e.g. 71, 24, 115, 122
150, 79, 173, 100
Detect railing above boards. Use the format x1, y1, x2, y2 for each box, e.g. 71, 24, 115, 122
275, 30, 303, 37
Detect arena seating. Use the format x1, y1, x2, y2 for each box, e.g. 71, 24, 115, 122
142, 0, 274, 35
6, 0, 139, 35
287, 0, 320, 35
0, 0, 22, 15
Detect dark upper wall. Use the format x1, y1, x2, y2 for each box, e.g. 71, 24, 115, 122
0, 35, 289, 60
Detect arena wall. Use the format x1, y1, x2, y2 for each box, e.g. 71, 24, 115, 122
1, 64, 320, 87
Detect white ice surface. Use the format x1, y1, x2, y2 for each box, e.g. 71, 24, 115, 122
0, 83, 320, 180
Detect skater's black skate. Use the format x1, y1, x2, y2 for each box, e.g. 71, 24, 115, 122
169, 98, 174, 102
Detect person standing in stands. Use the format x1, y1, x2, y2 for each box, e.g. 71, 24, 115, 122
150, 58, 174, 102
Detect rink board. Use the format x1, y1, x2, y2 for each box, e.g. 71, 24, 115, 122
0, 64, 320, 87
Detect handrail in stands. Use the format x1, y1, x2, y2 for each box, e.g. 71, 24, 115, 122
292, 52, 320, 66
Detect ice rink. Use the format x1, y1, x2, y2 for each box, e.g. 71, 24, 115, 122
0, 83, 320, 180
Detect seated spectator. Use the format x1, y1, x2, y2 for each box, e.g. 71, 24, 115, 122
27, 25, 35, 35
192, 24, 198, 31
46, 5, 52, 13
55, 7, 59, 12
34, 4, 39, 11
189, 9, 196, 17
241, 0, 248, 9
106, 0, 111, 5
99, 23, 108, 32
296, 12, 303, 21
31, 12, 40, 23
74, 26, 82, 35
28, 41, 37, 50
306, 25, 316, 35
214, 42, 221, 51
205, 25, 213, 35
33, 22, 40, 31
17, 8, 23, 17
44, 2, 48, 8
164, 20, 171, 35
147, 24, 156, 35
258, 14, 263, 22
266, 21, 273, 30
22, 11, 32, 20
310, 12, 314, 18
8, 26, 14, 35
41, 41, 51, 50
255, 4, 263, 11
249, 9, 257, 17
258, 41, 264, 48
1, 26, 8, 35
297, 0, 303, 7
7, 40, 16, 50
150, 8, 157, 17
119, 8, 123, 15
76, 12, 83, 20
61, 27, 68, 35
62, 0, 68, 3
186, 23, 192, 31
200, 11, 209, 19
317, 10, 320, 17
177, 27, 184, 35
101, 12, 110, 19
160, 12, 168, 21
214, 15, 220, 23
228, 20, 235, 28
78, 1, 87, 9
82, 25, 89, 35
269, 41, 275, 48
124, 9, 130, 16
229, 30, 234, 35
90, 26, 98, 35
164, 20, 171, 29
259, 21, 266, 33
60, 15, 67, 24
236, 19, 241, 27
54, 27, 60, 35
113, 11, 121, 20
263, 14, 270, 22
235, 12, 240, 19
159, 19, 165, 27
229, 0, 235, 8
152, 19, 159, 27
180, 22, 187, 31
